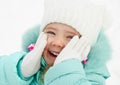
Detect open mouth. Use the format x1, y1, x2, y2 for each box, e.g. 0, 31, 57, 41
48, 51, 59, 58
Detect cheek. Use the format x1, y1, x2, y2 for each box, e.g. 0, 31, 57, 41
47, 36, 54, 43
43, 36, 53, 51
64, 38, 71, 45
47, 35, 70, 47
66, 40, 69, 44
42, 42, 49, 57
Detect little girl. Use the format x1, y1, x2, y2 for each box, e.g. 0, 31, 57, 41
0, 0, 112, 85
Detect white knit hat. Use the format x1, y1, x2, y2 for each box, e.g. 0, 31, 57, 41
40, 0, 111, 45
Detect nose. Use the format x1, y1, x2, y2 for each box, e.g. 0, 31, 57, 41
52, 37, 66, 48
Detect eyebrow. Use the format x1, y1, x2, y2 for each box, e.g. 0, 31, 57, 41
65, 31, 77, 34
48, 28, 77, 35
45, 26, 81, 36
65, 30, 81, 38
45, 27, 57, 31
64, 30, 79, 35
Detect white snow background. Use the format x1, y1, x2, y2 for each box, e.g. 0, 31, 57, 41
0, 0, 120, 84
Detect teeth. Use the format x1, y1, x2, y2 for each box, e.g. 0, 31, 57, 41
51, 52, 59, 56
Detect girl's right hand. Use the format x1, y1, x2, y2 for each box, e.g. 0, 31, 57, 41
21, 32, 47, 78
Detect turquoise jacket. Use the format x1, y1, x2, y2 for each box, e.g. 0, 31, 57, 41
0, 25, 112, 85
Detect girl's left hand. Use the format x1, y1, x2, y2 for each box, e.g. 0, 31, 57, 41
54, 36, 91, 65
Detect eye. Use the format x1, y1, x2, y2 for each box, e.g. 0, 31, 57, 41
67, 36, 73, 39
66, 36, 74, 40
46, 31, 55, 36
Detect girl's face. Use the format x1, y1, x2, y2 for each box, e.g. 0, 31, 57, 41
43, 23, 80, 66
